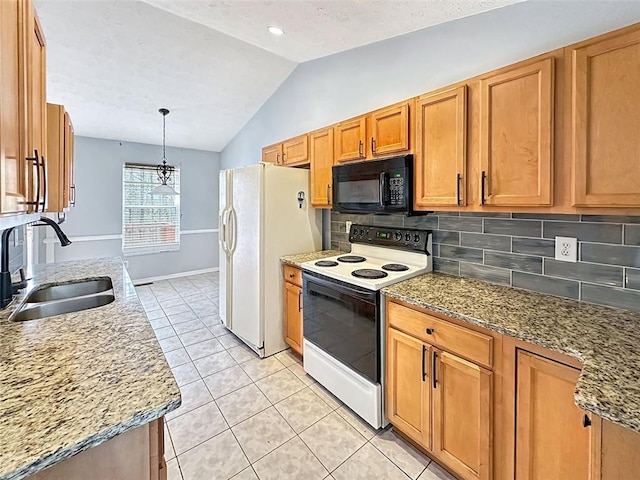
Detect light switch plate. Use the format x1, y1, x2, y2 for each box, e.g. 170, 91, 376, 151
345, 221, 352, 233
555, 236, 577, 263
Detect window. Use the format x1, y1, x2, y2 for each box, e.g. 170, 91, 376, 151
122, 163, 180, 255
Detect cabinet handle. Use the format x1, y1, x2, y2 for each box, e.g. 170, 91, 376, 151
582, 414, 592, 428
421, 345, 427, 382
282, 152, 286, 164
481, 171, 487, 205
276, 153, 280, 165
326, 184, 331, 204
70, 185, 76, 206
371, 137, 376, 155
358, 140, 363, 158
40, 155, 47, 212
456, 173, 462, 206
289, 273, 295, 278
298, 290, 302, 312
26, 150, 40, 209
432, 351, 438, 389
426, 327, 434, 335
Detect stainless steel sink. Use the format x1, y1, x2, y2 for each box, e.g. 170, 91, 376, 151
11, 294, 115, 321
24, 277, 113, 303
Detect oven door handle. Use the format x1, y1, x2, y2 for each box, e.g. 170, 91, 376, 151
303, 272, 377, 302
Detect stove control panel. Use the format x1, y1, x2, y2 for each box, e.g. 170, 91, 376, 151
348, 224, 431, 253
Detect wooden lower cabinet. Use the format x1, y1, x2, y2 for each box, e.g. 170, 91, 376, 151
283, 266, 303, 355
597, 418, 640, 480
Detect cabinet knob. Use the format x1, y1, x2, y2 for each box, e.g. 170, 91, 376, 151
426, 328, 434, 335
289, 273, 295, 278
582, 414, 592, 428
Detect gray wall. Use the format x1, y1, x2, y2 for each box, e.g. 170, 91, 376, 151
44, 136, 220, 280
331, 212, 640, 313
221, 1, 640, 169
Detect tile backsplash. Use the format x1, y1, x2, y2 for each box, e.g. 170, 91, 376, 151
6, 225, 25, 276
330, 212, 640, 313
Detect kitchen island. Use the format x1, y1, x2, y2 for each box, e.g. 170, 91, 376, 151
0, 257, 180, 480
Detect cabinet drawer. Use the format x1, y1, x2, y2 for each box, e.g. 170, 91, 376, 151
388, 301, 493, 368
283, 265, 302, 287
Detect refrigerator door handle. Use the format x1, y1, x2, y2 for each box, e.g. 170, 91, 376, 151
219, 207, 230, 255
229, 207, 238, 254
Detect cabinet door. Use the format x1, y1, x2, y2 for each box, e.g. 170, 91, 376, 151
64, 112, 75, 208
433, 350, 492, 480
309, 128, 334, 208
598, 419, 640, 480
284, 281, 303, 356
45, 103, 65, 212
479, 58, 554, 206
371, 102, 409, 156
334, 117, 366, 162
571, 29, 640, 207
0, 0, 28, 214
515, 350, 594, 480
283, 134, 309, 166
415, 87, 467, 208
262, 143, 282, 165
386, 327, 431, 449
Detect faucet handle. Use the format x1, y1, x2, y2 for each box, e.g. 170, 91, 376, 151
11, 268, 30, 294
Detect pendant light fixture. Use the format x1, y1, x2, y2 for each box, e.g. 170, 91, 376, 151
151, 108, 177, 195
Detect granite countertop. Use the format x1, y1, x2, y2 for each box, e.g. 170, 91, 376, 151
382, 273, 640, 434
0, 257, 180, 480
280, 250, 342, 268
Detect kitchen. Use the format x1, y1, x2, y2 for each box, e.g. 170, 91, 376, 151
1, 1, 640, 480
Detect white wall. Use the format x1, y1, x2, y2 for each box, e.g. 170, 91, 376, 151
221, 1, 640, 169
43, 136, 220, 280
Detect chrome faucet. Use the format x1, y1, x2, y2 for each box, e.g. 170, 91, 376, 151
0, 217, 72, 308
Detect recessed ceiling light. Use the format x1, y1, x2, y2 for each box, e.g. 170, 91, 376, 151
267, 26, 284, 36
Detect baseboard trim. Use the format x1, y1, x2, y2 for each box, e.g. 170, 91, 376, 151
132, 267, 219, 285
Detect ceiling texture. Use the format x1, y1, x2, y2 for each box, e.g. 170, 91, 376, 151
35, 0, 521, 152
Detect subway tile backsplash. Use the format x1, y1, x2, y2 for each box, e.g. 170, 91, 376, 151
330, 211, 640, 313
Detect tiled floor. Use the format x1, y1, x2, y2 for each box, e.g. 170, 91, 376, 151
136, 273, 456, 480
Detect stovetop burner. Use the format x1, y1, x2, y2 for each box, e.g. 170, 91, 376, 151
315, 260, 339, 267
338, 255, 366, 263
351, 269, 389, 279
382, 263, 410, 272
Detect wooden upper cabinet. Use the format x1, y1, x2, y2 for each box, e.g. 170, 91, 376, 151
282, 134, 309, 166
334, 117, 366, 162
0, 0, 28, 214
386, 327, 431, 450
570, 28, 640, 207
479, 58, 554, 207
309, 128, 334, 208
262, 143, 282, 165
515, 351, 594, 480
370, 102, 410, 156
64, 112, 75, 208
46, 104, 75, 212
433, 350, 492, 480
414, 86, 467, 209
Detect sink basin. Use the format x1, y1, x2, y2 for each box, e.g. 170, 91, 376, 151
11, 294, 115, 321
24, 278, 113, 303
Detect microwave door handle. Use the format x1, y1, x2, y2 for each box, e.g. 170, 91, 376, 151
379, 172, 387, 207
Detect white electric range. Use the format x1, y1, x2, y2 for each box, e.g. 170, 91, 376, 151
300, 224, 433, 429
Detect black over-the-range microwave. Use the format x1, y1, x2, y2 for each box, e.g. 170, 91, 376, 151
332, 154, 415, 215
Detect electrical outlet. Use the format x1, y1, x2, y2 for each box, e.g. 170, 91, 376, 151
555, 236, 577, 263
345, 221, 352, 233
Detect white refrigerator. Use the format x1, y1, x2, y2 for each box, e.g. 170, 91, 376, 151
219, 163, 322, 357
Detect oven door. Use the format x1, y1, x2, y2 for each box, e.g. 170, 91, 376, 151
302, 271, 380, 384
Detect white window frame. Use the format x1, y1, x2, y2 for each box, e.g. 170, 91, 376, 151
122, 163, 181, 256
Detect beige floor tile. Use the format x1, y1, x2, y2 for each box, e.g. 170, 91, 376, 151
274, 387, 332, 433
160, 336, 184, 353
230, 467, 258, 480
186, 338, 225, 361
252, 437, 328, 480
165, 348, 191, 368
309, 383, 342, 410
240, 356, 286, 381
154, 325, 176, 340
166, 458, 182, 480
179, 430, 249, 480
179, 327, 215, 346
173, 319, 207, 335
194, 351, 237, 377
217, 384, 271, 426
335, 406, 379, 441
164, 304, 194, 316
150, 317, 171, 329
201, 315, 224, 330
218, 333, 243, 349
332, 443, 408, 480
228, 344, 259, 364
274, 349, 300, 368
171, 362, 200, 387
168, 401, 228, 455
203, 365, 253, 399
299, 411, 366, 472
371, 429, 430, 479
167, 311, 199, 325
231, 407, 295, 463
166, 379, 213, 420
417, 462, 455, 480
164, 423, 176, 461
287, 363, 317, 386
159, 297, 187, 309
255, 369, 306, 404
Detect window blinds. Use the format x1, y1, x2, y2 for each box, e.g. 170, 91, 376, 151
122, 163, 180, 255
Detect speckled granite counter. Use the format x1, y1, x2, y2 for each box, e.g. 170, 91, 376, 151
280, 250, 342, 268
382, 273, 640, 434
0, 257, 180, 480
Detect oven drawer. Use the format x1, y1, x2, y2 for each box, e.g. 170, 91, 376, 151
284, 265, 302, 287
387, 301, 493, 368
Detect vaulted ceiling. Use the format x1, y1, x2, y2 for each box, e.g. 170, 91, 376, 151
35, 0, 521, 152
